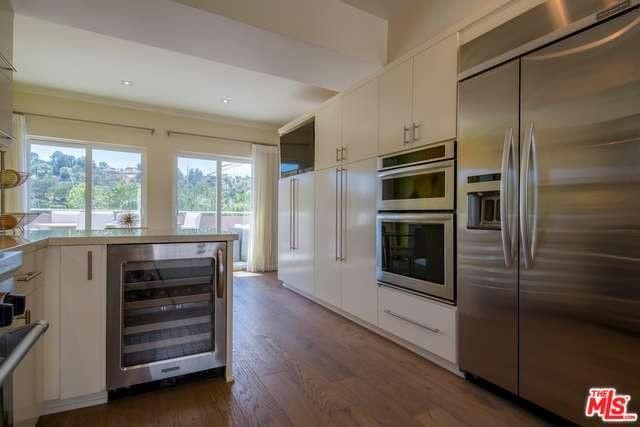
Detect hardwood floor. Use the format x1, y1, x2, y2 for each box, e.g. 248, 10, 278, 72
38, 273, 550, 426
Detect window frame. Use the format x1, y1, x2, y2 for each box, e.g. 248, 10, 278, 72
26, 136, 147, 230
173, 152, 252, 232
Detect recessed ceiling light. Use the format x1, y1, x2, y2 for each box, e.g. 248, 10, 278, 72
121, 80, 134, 86
221, 97, 231, 104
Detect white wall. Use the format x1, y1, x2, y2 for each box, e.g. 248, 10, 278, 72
10, 88, 278, 229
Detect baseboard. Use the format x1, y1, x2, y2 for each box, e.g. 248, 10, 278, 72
281, 282, 463, 377
41, 391, 108, 415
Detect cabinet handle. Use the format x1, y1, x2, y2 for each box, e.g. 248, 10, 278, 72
289, 179, 294, 250
87, 250, 93, 281
340, 146, 347, 162
403, 126, 411, 144
25, 309, 31, 325
336, 147, 341, 162
335, 168, 341, 261
292, 179, 298, 250
16, 271, 41, 282
340, 167, 347, 262
412, 123, 420, 142
0, 52, 16, 72
383, 309, 442, 334
216, 249, 225, 299
0, 129, 15, 141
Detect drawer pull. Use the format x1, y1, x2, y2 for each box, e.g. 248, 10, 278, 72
383, 309, 442, 335
16, 272, 41, 282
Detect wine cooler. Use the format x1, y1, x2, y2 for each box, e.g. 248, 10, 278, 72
107, 242, 227, 390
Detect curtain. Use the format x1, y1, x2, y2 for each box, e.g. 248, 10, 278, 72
4, 114, 29, 212
247, 144, 279, 272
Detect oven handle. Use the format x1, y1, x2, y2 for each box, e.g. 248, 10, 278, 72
377, 158, 454, 179
376, 212, 454, 222
499, 127, 514, 268
0, 321, 49, 388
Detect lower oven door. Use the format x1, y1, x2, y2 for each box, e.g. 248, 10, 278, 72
377, 213, 454, 302
107, 242, 227, 390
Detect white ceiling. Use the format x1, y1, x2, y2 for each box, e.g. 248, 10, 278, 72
11, 0, 396, 127
14, 15, 338, 127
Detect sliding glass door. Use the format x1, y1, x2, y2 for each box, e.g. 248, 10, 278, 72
176, 155, 252, 266
28, 139, 144, 230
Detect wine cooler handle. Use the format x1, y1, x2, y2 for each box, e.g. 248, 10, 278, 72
216, 249, 225, 299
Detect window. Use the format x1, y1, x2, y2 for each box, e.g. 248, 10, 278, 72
176, 155, 252, 267
28, 139, 144, 230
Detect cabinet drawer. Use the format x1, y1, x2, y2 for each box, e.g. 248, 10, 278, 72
379, 285, 457, 363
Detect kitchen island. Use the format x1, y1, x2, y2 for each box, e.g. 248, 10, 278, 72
3, 229, 237, 424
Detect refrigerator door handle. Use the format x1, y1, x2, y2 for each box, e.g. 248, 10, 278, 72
500, 127, 514, 267
520, 123, 538, 268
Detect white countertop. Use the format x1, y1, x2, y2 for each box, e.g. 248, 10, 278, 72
0, 228, 238, 253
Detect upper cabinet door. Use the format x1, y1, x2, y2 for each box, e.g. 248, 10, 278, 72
379, 59, 413, 155
342, 78, 379, 164
412, 33, 459, 147
315, 97, 342, 170
0, 0, 13, 67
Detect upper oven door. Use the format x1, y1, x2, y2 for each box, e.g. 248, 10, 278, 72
377, 213, 454, 302
378, 159, 454, 211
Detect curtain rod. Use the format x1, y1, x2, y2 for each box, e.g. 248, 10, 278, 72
13, 111, 156, 134
166, 130, 277, 147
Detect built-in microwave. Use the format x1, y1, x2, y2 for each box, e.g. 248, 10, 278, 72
377, 212, 455, 303
378, 141, 455, 211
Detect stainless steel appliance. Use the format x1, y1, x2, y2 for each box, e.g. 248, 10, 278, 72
378, 141, 455, 211
107, 242, 227, 390
458, 1, 640, 424
377, 213, 454, 302
0, 251, 48, 427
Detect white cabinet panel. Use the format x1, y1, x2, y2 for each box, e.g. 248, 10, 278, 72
315, 98, 342, 170
41, 247, 61, 402
340, 158, 378, 325
59, 245, 107, 400
412, 34, 459, 147
278, 173, 315, 295
379, 59, 412, 155
379, 286, 457, 363
290, 172, 315, 295
278, 178, 295, 286
342, 79, 378, 163
314, 167, 341, 307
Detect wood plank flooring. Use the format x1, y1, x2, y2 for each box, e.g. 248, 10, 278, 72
38, 272, 550, 426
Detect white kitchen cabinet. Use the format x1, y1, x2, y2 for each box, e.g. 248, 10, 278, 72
315, 97, 342, 170
379, 59, 413, 156
13, 251, 43, 427
313, 167, 341, 307
379, 286, 457, 363
278, 172, 315, 295
378, 35, 459, 156
59, 245, 107, 400
314, 158, 377, 325
339, 158, 378, 324
412, 33, 458, 147
342, 79, 379, 164
278, 177, 295, 286
0, 0, 13, 144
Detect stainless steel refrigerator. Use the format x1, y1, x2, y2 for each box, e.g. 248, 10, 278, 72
457, 1, 640, 424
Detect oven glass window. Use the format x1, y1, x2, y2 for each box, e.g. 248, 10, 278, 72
381, 222, 445, 285
121, 258, 215, 367
382, 171, 446, 201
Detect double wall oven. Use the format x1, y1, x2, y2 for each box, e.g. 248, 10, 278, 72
377, 140, 456, 303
